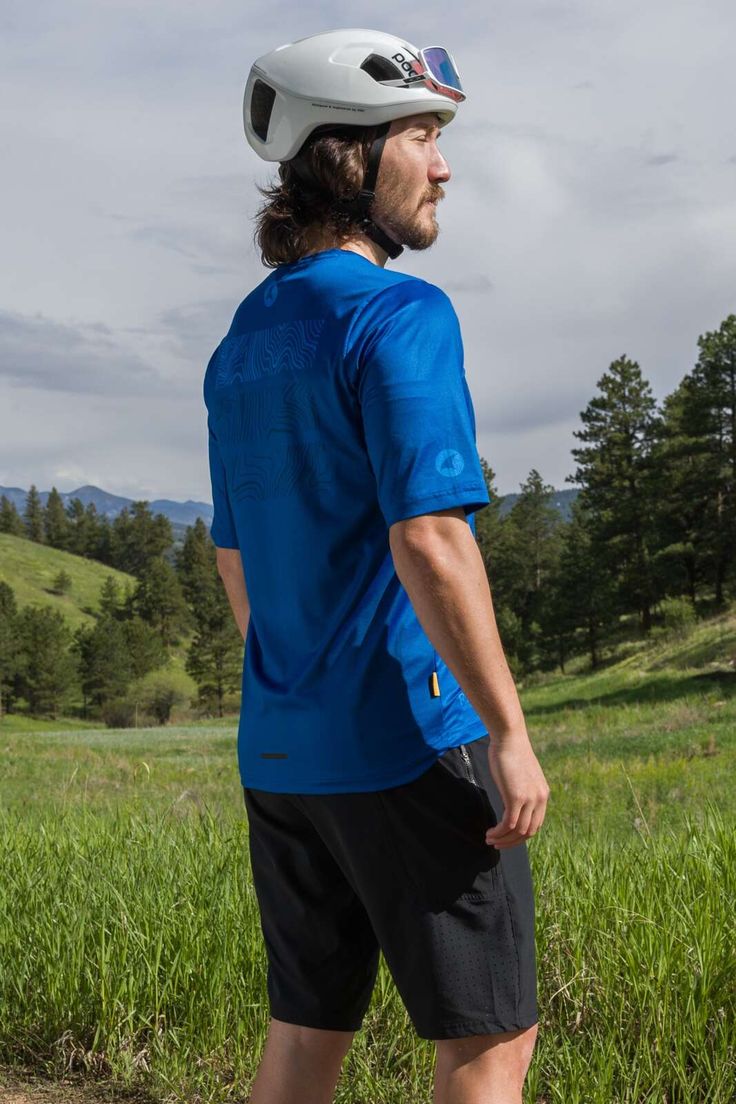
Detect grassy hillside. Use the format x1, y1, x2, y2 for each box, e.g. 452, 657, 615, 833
0, 532, 138, 633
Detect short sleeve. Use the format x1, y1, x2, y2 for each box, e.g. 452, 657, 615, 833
203, 342, 239, 549
207, 414, 239, 549
353, 280, 490, 528
201, 335, 239, 556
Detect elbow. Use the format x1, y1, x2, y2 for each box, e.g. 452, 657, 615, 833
389, 508, 470, 569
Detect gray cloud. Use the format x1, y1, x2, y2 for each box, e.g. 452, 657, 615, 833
0, 309, 167, 394
152, 298, 238, 366
645, 153, 680, 167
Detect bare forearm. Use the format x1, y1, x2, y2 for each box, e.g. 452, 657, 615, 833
216, 550, 250, 642
390, 526, 527, 743
219, 571, 250, 640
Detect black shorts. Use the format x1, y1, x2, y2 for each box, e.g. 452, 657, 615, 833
242, 733, 538, 1041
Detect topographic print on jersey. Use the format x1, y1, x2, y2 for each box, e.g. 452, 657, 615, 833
215, 319, 325, 387
211, 318, 332, 504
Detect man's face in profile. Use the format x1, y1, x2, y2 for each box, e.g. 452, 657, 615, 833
371, 112, 451, 251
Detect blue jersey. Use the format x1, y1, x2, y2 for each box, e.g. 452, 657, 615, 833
203, 247, 491, 793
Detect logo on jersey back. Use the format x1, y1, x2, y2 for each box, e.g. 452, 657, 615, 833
435, 449, 465, 477
264, 282, 278, 307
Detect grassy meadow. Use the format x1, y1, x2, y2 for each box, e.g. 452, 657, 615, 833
1, 607, 734, 1103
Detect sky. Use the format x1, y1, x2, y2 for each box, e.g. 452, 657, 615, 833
1, 0, 735, 504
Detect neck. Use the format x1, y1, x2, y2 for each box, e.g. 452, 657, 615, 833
339, 236, 389, 267
302, 228, 392, 268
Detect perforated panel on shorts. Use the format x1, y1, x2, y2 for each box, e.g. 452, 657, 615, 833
423, 888, 521, 1029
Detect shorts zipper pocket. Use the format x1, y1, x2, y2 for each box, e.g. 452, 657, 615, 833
458, 743, 477, 785
459, 743, 489, 829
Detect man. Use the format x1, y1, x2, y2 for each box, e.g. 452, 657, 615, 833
204, 28, 550, 1104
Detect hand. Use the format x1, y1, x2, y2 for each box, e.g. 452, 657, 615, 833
484, 734, 550, 849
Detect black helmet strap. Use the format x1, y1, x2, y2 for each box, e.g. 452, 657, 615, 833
287, 121, 404, 260
343, 121, 404, 260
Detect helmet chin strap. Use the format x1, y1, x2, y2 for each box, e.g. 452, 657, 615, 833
341, 121, 404, 260
287, 121, 404, 260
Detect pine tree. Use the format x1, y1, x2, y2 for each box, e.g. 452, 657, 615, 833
98, 575, 122, 619
73, 615, 134, 714
65, 497, 92, 557
184, 538, 243, 717
50, 569, 73, 596
132, 556, 189, 647
0, 582, 20, 720
83, 502, 106, 562
176, 518, 220, 626
650, 372, 715, 604
93, 515, 115, 567
123, 616, 168, 680
15, 606, 77, 717
551, 499, 619, 670
0, 495, 25, 536
111, 502, 173, 577
503, 470, 563, 665
691, 314, 736, 605
567, 355, 660, 633
43, 487, 70, 549
24, 485, 44, 543
473, 456, 505, 579
186, 616, 243, 717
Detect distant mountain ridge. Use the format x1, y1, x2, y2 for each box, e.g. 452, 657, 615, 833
0, 483, 215, 538
0, 483, 580, 529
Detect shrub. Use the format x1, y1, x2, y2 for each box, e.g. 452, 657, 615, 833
658, 596, 697, 640
102, 697, 137, 728
50, 569, 73, 596
131, 668, 195, 725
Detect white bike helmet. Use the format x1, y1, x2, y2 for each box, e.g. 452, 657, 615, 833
243, 29, 466, 259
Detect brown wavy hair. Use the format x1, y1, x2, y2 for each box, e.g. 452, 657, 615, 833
252, 125, 385, 268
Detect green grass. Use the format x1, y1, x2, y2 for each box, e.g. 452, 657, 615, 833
1, 605, 735, 1102
1, 793, 732, 1103
0, 724, 241, 819
0, 532, 138, 632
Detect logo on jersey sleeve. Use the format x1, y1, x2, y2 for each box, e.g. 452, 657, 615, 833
435, 449, 465, 477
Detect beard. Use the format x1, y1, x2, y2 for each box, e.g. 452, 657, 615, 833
369, 159, 443, 251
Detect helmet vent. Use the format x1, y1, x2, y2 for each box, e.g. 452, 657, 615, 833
250, 79, 276, 141
360, 54, 404, 83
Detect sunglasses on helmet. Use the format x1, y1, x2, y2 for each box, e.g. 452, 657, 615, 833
384, 46, 466, 104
